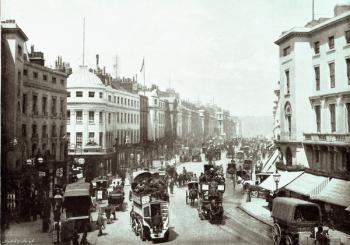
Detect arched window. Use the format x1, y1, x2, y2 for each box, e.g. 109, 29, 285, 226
286, 147, 292, 166
285, 102, 292, 137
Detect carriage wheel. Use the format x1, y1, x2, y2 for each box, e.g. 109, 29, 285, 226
185, 191, 189, 205
272, 223, 282, 245
285, 235, 293, 245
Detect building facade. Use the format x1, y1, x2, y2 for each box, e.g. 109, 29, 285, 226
67, 66, 140, 177
275, 5, 350, 169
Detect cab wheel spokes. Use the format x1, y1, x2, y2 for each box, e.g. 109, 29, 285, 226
272, 223, 282, 245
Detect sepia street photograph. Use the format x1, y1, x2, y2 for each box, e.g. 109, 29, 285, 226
1, 0, 350, 244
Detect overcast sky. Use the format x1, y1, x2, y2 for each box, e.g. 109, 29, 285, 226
2, 0, 348, 117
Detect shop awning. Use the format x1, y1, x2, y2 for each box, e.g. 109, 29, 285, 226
313, 178, 350, 207
259, 171, 303, 192
284, 173, 329, 197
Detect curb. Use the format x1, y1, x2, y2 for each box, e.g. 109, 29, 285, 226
238, 205, 273, 227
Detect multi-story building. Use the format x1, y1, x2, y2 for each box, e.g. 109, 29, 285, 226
1, 20, 70, 224
139, 94, 149, 143
275, 5, 350, 169
67, 65, 140, 177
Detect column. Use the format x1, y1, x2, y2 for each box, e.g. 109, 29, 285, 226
336, 96, 344, 133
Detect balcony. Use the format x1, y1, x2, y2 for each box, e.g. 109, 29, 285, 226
304, 133, 350, 145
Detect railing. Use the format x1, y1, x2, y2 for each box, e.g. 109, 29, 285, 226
304, 133, 350, 143
276, 161, 306, 172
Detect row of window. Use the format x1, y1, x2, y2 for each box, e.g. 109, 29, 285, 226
23, 68, 65, 85
22, 123, 65, 138
282, 31, 350, 58
314, 103, 350, 133
23, 93, 65, 117
284, 58, 350, 94
67, 110, 140, 125
314, 58, 350, 90
314, 31, 350, 55
68, 91, 139, 108
67, 129, 140, 147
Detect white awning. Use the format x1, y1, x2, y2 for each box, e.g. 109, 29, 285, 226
259, 171, 303, 192
284, 173, 329, 197
314, 178, 350, 207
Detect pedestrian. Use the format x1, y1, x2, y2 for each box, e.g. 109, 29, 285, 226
315, 226, 329, 245
169, 178, 174, 194
105, 205, 112, 224
96, 210, 105, 236
110, 204, 116, 220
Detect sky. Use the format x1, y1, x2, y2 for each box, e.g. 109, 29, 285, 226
2, 0, 348, 117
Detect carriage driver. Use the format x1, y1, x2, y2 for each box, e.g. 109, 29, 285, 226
152, 210, 163, 232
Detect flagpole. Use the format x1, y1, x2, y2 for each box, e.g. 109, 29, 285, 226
143, 57, 146, 96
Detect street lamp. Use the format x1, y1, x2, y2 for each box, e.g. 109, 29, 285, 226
273, 169, 281, 192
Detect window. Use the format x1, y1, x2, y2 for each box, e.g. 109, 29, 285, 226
43, 74, 47, 81
42, 125, 47, 138
314, 66, 320, 91
67, 110, 70, 124
89, 111, 94, 124
60, 125, 64, 137
125, 113, 127, 123
32, 95, 38, 114
52, 77, 57, 83
131, 114, 133, 123
67, 92, 71, 97
154, 99, 157, 105
51, 125, 57, 137
117, 97, 120, 104
330, 151, 335, 171
88, 132, 94, 143
99, 132, 103, 146
22, 124, 26, 137
33, 72, 38, 79
76, 91, 83, 97
108, 113, 111, 124
51, 97, 57, 116
99, 112, 103, 123
345, 30, 350, 44
329, 104, 336, 132
22, 94, 27, 114
128, 99, 130, 106
314, 41, 320, 54
315, 105, 321, 133
60, 79, 65, 85
76, 111, 83, 123
42, 97, 47, 115
32, 124, 37, 138
23, 69, 28, 76
117, 112, 119, 123
76, 132, 83, 147
285, 70, 290, 94
121, 97, 123, 104
99, 92, 103, 98
124, 98, 127, 105
17, 44, 22, 56
346, 58, 350, 85
328, 36, 334, 49
88, 91, 95, 97
60, 99, 64, 116
131, 100, 133, 107
121, 112, 123, 123
108, 95, 111, 102
347, 103, 350, 133
114, 96, 116, 103
283, 46, 291, 56
329, 62, 335, 88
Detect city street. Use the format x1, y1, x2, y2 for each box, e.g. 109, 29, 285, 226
88, 154, 272, 245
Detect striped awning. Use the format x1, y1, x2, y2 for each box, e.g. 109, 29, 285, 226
259, 171, 303, 192
314, 178, 350, 207
284, 173, 329, 197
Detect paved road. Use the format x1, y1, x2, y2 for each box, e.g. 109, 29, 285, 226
88, 153, 272, 245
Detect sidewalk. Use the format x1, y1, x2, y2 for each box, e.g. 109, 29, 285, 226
239, 197, 350, 245
2, 219, 52, 245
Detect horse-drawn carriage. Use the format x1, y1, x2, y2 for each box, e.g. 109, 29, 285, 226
197, 164, 225, 224
108, 188, 124, 211
185, 181, 199, 206
226, 163, 236, 178
191, 147, 202, 162
177, 171, 193, 187
180, 147, 190, 162
271, 197, 326, 245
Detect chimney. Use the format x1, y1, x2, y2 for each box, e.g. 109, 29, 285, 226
96, 54, 99, 69
334, 4, 350, 16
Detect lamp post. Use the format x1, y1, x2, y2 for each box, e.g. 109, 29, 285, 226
273, 169, 281, 192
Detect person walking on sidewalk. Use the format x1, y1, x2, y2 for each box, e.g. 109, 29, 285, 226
97, 210, 105, 236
